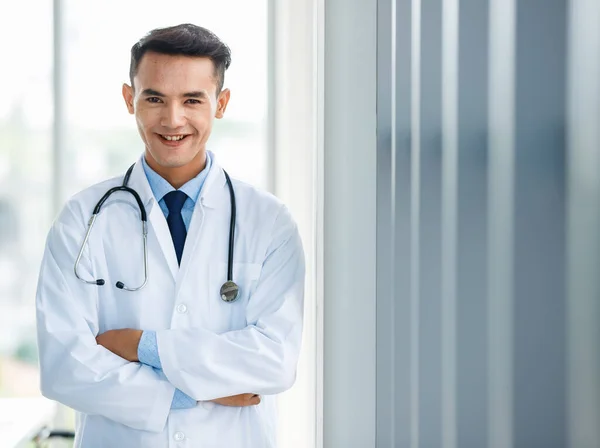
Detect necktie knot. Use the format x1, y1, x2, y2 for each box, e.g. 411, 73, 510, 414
164, 190, 188, 215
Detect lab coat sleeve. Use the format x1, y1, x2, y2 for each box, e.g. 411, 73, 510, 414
36, 205, 177, 433
138, 331, 197, 409
155, 205, 305, 400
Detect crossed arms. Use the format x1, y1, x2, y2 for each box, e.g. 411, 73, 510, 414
35, 204, 304, 432
95, 328, 260, 408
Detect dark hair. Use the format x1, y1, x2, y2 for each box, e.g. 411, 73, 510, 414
129, 23, 232, 93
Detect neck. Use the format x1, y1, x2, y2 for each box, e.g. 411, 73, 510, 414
145, 150, 207, 189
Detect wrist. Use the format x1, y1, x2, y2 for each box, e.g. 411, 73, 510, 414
130, 329, 143, 362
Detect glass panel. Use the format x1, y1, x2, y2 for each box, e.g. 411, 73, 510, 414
0, 0, 53, 399
1, 1, 268, 442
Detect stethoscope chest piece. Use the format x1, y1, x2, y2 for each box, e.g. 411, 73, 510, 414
220, 281, 239, 303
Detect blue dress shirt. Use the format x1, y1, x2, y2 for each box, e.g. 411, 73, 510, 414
137, 152, 212, 409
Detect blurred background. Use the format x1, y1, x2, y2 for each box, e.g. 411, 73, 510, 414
0, 0, 279, 446
0, 0, 269, 393
2, 0, 600, 447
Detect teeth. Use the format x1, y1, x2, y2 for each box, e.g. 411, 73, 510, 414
162, 135, 185, 141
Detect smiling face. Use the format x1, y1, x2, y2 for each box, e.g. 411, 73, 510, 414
122, 51, 230, 188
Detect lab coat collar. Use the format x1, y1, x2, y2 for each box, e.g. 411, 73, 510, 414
126, 151, 227, 212
125, 156, 157, 213
197, 151, 228, 210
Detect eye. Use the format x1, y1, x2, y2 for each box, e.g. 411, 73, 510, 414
146, 97, 162, 103
186, 99, 203, 104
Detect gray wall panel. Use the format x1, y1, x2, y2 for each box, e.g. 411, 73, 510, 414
567, 1, 600, 447
418, 1, 443, 447
456, 1, 490, 447
513, 1, 567, 446
323, 0, 377, 446
375, 4, 414, 448
393, 2, 414, 447
487, 0, 516, 446
376, 0, 396, 445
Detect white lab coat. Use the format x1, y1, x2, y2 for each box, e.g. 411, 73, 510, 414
35, 152, 305, 448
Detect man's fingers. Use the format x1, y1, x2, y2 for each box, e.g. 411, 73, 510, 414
210, 393, 260, 407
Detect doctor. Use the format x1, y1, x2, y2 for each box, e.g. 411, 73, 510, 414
35, 23, 305, 447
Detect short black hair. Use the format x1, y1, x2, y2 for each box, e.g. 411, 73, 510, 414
129, 23, 232, 93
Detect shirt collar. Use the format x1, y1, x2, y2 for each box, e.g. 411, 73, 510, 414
141, 152, 212, 205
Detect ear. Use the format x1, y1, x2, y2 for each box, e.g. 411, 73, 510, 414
215, 88, 231, 119
122, 83, 135, 114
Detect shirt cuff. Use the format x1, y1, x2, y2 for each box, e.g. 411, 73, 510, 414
171, 388, 197, 410
137, 330, 162, 369
151, 368, 196, 410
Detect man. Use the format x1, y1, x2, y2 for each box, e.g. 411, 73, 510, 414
35, 23, 305, 447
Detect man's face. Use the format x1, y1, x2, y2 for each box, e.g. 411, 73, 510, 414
122, 52, 230, 174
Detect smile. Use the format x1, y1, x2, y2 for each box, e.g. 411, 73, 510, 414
159, 134, 188, 141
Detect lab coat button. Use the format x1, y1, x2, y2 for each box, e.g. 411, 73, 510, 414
174, 431, 185, 441
176, 303, 187, 314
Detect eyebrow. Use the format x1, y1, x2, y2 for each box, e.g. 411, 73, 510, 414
141, 89, 209, 99
183, 91, 210, 99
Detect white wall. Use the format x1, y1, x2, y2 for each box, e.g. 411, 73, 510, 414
272, 1, 319, 447
272, 1, 378, 446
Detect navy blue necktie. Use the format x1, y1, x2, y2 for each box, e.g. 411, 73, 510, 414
164, 191, 188, 265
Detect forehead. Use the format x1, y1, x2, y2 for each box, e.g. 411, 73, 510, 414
134, 52, 217, 92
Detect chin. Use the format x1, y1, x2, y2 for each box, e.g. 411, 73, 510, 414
146, 150, 182, 167
157, 156, 192, 169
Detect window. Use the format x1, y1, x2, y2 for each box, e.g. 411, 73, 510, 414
0, 0, 270, 438
0, 0, 53, 399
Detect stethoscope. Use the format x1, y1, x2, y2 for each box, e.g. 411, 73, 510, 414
73, 163, 240, 303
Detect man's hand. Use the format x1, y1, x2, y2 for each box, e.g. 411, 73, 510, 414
210, 393, 261, 407
96, 329, 143, 362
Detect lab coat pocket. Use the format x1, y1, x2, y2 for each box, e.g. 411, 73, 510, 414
208, 262, 262, 333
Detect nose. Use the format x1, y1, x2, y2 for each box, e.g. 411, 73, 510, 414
161, 103, 186, 129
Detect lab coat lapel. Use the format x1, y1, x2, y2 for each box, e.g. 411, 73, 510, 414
127, 158, 179, 280
176, 155, 227, 287
149, 205, 179, 279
